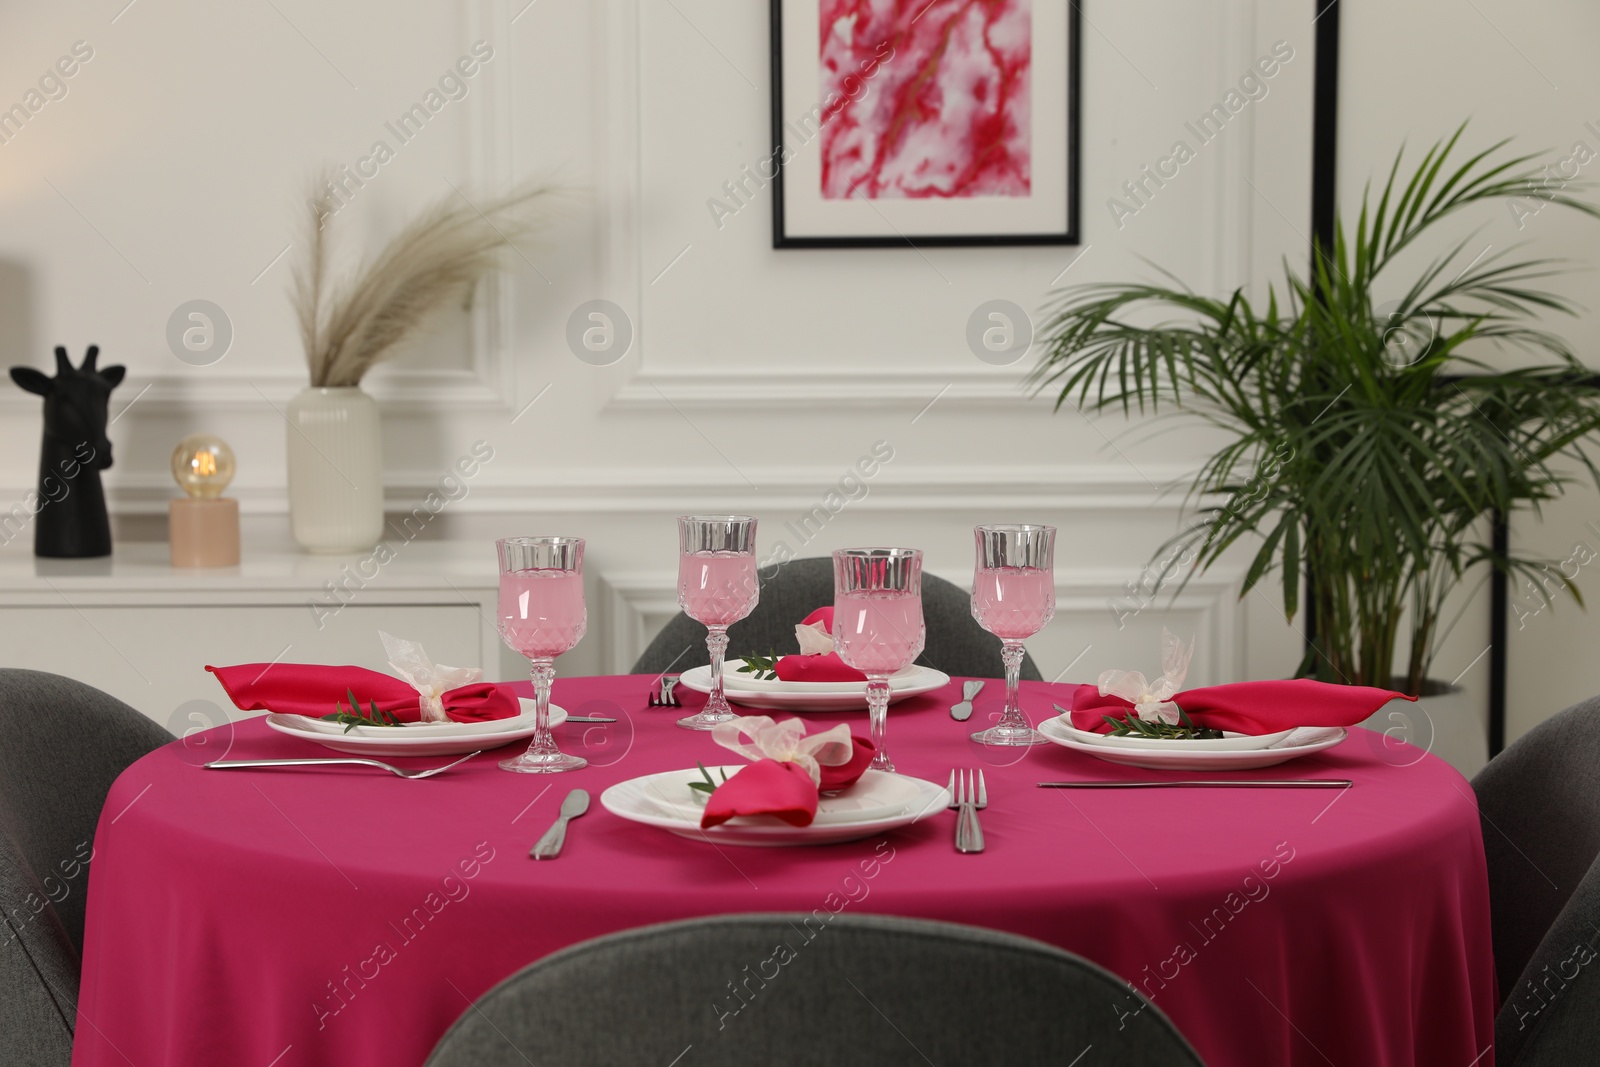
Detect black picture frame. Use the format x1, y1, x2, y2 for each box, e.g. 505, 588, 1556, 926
770, 0, 1081, 249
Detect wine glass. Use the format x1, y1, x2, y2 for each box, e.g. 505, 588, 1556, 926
832, 547, 924, 773
970, 524, 1055, 746
497, 536, 588, 773
676, 515, 759, 731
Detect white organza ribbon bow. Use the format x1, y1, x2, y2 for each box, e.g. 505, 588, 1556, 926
1097, 629, 1195, 725
710, 715, 854, 787
379, 631, 483, 723
794, 620, 834, 655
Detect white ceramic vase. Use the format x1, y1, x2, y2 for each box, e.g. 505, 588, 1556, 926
286, 386, 384, 553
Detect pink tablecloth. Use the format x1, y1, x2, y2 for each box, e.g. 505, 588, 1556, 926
73, 676, 1497, 1067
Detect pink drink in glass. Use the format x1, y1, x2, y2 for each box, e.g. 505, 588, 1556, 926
496, 536, 586, 774
833, 590, 925, 675
499, 570, 587, 658
971, 567, 1056, 641
970, 524, 1055, 747
678, 551, 758, 626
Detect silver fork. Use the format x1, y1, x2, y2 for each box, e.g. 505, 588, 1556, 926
205, 751, 482, 780
947, 769, 986, 853
945, 769, 988, 810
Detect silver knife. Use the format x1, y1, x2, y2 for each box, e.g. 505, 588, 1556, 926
531, 789, 590, 860
1037, 779, 1352, 789
950, 680, 984, 721
564, 716, 617, 723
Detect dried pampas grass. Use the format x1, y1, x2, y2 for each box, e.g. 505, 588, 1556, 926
292, 175, 558, 388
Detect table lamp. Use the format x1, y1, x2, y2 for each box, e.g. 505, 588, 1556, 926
169, 434, 239, 567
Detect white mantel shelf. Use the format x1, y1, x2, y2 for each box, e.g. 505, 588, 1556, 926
0, 541, 508, 728
0, 541, 499, 595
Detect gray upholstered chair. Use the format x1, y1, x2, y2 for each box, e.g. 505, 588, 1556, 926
0, 669, 171, 1065
631, 556, 1044, 681
426, 913, 1204, 1066
1472, 695, 1600, 1066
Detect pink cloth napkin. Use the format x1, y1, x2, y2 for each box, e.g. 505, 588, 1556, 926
774, 607, 869, 682
206, 663, 520, 723
816, 736, 875, 791
1068, 677, 1413, 735
702, 760, 819, 828
701, 733, 875, 829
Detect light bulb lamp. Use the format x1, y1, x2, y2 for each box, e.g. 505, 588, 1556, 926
169, 434, 239, 567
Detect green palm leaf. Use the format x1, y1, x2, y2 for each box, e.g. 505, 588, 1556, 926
1031, 126, 1600, 693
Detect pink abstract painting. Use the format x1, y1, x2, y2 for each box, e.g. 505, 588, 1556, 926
818, 0, 1032, 200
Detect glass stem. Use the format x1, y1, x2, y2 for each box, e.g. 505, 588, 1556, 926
866, 678, 894, 772
998, 641, 1027, 731
528, 659, 557, 756
706, 626, 730, 715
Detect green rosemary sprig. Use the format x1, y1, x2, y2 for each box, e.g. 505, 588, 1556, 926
1057, 703, 1225, 740
736, 651, 781, 681
320, 688, 406, 733
687, 760, 730, 795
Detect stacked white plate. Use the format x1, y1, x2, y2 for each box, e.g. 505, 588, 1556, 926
264, 699, 566, 757
1038, 715, 1346, 771
677, 661, 950, 712
601, 765, 949, 846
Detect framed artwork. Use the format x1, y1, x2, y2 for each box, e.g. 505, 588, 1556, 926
770, 0, 1080, 248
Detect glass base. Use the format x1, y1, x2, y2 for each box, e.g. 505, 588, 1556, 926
677, 709, 737, 731
869, 751, 896, 773
971, 725, 1049, 747
499, 751, 588, 773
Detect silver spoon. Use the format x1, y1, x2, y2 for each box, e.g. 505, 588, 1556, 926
531, 789, 590, 860
951, 680, 984, 721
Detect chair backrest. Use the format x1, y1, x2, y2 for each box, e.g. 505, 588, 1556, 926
631, 556, 1044, 681
1, 828, 78, 1065
1471, 695, 1600, 1065
426, 913, 1205, 1067
0, 668, 170, 1058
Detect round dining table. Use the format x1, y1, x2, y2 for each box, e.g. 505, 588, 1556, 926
72, 675, 1497, 1067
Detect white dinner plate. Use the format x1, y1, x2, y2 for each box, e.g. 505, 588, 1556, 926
601, 766, 949, 846
1037, 716, 1347, 771
1047, 714, 1298, 752
264, 699, 566, 757
677, 662, 950, 712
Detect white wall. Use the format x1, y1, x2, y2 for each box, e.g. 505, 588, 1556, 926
16, 0, 1571, 756
1339, 0, 1600, 740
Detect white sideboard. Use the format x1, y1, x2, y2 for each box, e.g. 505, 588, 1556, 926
0, 542, 537, 733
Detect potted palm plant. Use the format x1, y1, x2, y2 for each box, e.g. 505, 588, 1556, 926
1033, 127, 1600, 718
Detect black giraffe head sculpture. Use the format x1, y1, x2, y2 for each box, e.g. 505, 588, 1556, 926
8, 345, 126, 558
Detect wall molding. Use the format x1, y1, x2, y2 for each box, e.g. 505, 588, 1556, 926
50, 462, 1206, 516
609, 366, 1036, 409
593, 0, 1261, 411
0, 0, 520, 421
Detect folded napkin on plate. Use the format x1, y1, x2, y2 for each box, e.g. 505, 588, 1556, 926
701, 715, 874, 829
1067, 677, 1413, 736
206, 663, 520, 723
773, 607, 869, 683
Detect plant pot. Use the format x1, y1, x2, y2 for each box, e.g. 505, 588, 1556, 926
1357, 679, 1487, 777
286, 386, 384, 553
